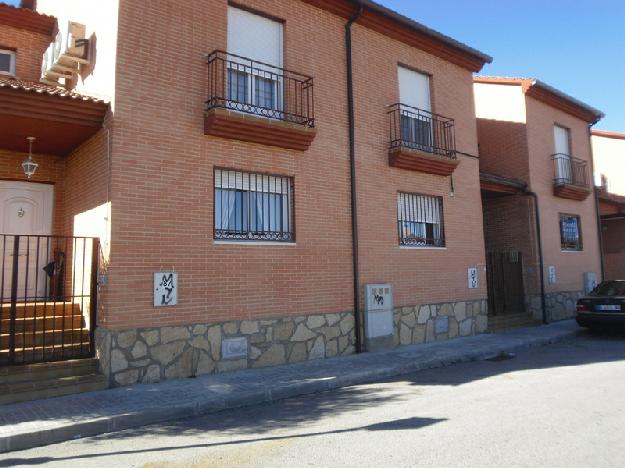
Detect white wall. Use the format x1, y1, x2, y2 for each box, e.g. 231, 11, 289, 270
36, 0, 119, 107
592, 134, 625, 196
474, 82, 527, 123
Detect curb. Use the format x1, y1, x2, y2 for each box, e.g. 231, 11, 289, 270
0, 322, 581, 453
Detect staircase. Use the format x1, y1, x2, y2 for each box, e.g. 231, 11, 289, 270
488, 312, 541, 332
0, 302, 92, 366
0, 357, 107, 405
0, 302, 106, 405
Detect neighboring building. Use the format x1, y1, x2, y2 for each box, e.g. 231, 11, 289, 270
0, 0, 492, 393
474, 77, 603, 326
592, 130, 625, 280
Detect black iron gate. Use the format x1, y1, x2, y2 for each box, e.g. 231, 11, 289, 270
486, 251, 525, 316
0, 235, 99, 366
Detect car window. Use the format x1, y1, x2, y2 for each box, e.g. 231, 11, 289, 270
589, 281, 625, 296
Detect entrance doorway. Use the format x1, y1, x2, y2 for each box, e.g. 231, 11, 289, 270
486, 250, 526, 316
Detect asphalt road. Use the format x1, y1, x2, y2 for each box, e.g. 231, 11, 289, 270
2, 330, 625, 468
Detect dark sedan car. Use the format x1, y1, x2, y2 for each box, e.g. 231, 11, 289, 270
576, 280, 625, 329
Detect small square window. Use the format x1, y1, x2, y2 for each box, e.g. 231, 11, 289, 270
397, 192, 445, 247
0, 49, 16, 75
559, 214, 582, 251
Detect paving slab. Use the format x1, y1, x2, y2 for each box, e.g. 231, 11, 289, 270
0, 320, 580, 453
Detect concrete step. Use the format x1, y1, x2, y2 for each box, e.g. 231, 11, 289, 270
0, 328, 90, 349
0, 342, 92, 366
0, 373, 107, 405
0, 357, 100, 384
488, 313, 540, 332
1, 315, 84, 333
0, 302, 80, 320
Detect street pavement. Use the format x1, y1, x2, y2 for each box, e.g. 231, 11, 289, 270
1, 329, 624, 467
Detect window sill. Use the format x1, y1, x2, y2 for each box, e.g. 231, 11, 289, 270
399, 245, 447, 250
561, 249, 583, 253
213, 240, 297, 247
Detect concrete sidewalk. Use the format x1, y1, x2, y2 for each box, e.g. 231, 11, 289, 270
0, 320, 580, 453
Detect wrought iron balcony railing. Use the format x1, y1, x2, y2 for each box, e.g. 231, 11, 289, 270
552, 153, 590, 188
206, 50, 314, 128
388, 103, 456, 158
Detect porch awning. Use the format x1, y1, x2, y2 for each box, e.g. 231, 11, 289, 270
0, 77, 109, 156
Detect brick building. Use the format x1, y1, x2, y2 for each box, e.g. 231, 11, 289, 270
0, 0, 495, 391
592, 130, 625, 280
474, 77, 603, 326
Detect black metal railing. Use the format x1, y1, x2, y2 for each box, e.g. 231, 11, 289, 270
388, 103, 456, 158
552, 153, 590, 188
0, 235, 99, 366
206, 50, 314, 127
214, 168, 295, 242
397, 192, 445, 247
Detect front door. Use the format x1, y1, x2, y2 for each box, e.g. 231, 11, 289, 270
0, 181, 53, 301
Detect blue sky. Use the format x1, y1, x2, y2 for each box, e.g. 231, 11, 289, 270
7, 0, 624, 130
378, 0, 625, 131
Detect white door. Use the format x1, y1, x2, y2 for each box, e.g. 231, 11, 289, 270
554, 125, 572, 182
0, 181, 54, 300
398, 66, 433, 150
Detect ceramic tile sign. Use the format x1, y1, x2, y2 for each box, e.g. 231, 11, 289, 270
468, 267, 478, 289
548, 265, 557, 284
154, 271, 178, 307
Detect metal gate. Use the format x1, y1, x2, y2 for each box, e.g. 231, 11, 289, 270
0, 235, 99, 366
486, 251, 525, 316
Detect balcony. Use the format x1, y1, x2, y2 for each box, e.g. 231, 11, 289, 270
387, 103, 458, 176
204, 51, 316, 151
552, 153, 591, 201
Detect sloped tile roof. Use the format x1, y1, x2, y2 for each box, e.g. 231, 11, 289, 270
0, 76, 107, 106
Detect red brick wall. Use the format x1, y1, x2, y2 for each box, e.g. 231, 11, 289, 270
104, 0, 486, 330
602, 218, 625, 280
0, 149, 65, 235
476, 119, 530, 182
0, 25, 50, 81
482, 193, 540, 294
525, 97, 602, 292
350, 22, 487, 306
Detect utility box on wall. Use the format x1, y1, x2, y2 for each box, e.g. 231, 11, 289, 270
583, 272, 597, 294
364, 284, 394, 352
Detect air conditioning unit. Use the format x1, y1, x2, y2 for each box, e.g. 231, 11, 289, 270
41, 20, 89, 86
364, 283, 394, 351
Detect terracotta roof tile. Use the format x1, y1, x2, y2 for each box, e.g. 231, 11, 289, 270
0, 76, 108, 106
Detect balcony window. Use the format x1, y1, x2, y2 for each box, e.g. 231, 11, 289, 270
214, 169, 294, 242
559, 214, 583, 251
397, 192, 445, 247
0, 49, 15, 76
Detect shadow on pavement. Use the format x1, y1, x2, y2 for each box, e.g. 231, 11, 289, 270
0, 416, 444, 466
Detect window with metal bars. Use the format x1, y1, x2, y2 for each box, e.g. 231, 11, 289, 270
214, 169, 294, 242
397, 192, 445, 247
559, 213, 582, 251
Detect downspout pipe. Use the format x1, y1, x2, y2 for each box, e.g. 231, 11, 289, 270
346, 2, 364, 353
526, 191, 548, 324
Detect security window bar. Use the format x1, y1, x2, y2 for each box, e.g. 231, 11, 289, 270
397, 192, 445, 247
207, 50, 314, 127
559, 214, 583, 251
388, 103, 456, 158
214, 169, 294, 242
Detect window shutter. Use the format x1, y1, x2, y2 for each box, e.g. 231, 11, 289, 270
227, 7, 283, 68
554, 126, 570, 155
398, 66, 431, 111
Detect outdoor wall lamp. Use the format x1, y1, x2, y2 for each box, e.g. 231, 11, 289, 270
21, 136, 38, 179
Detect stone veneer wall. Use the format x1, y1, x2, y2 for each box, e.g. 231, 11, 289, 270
97, 312, 357, 387
393, 299, 488, 346
98, 299, 489, 387
526, 290, 583, 322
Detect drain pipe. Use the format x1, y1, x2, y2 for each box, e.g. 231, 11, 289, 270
526, 191, 548, 324
346, 2, 364, 353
